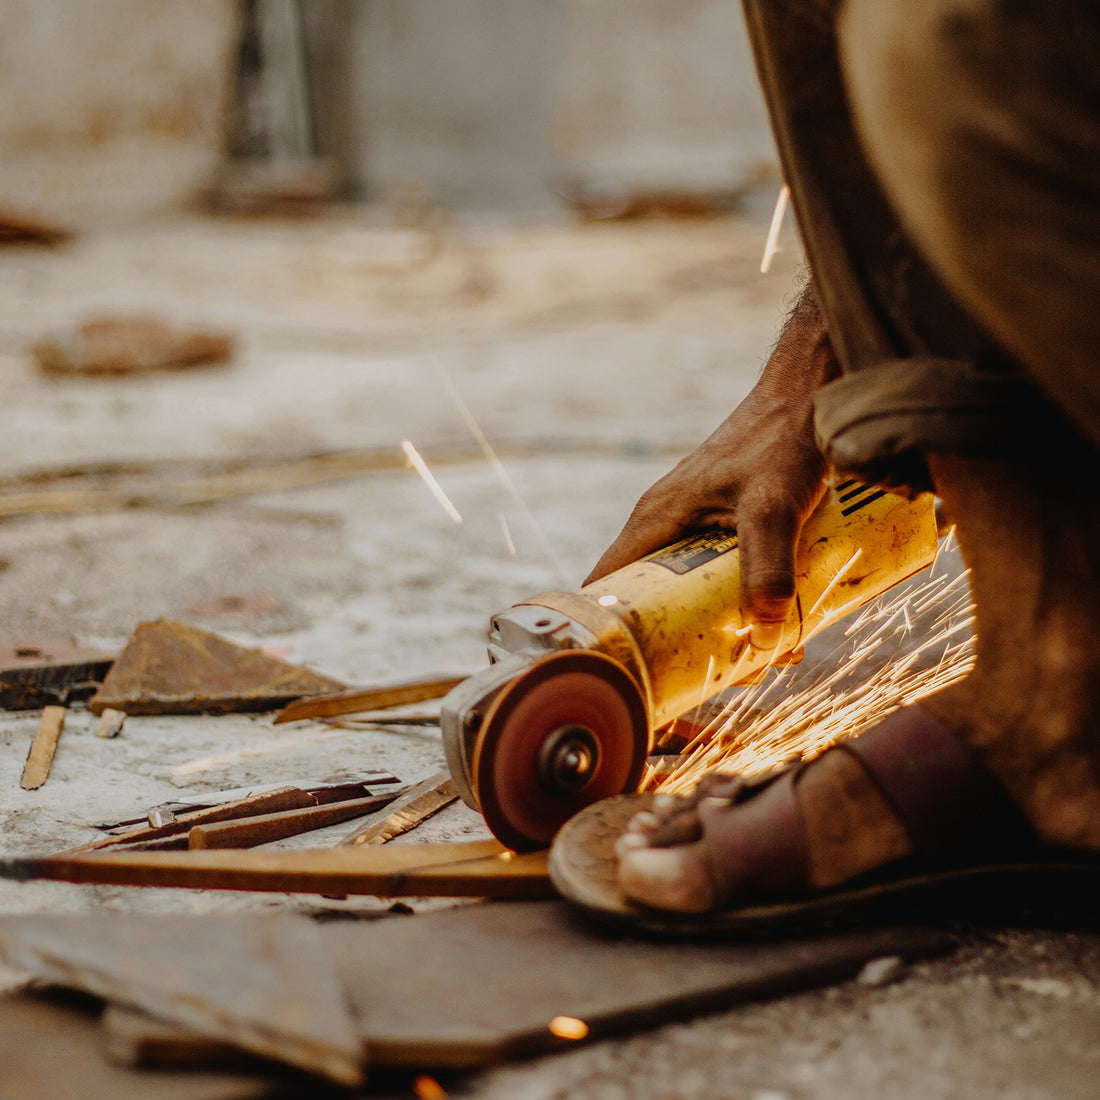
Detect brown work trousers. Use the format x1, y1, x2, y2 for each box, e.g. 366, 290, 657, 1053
742, 0, 1100, 488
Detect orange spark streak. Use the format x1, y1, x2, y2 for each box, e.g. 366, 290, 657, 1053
760, 184, 791, 273
401, 439, 462, 524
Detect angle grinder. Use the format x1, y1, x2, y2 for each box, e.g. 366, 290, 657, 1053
441, 480, 939, 851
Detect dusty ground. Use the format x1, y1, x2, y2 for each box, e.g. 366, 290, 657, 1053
0, 205, 1096, 1099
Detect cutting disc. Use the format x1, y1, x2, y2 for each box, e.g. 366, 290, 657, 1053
472, 650, 648, 852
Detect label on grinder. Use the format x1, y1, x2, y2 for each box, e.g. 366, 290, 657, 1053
646, 530, 738, 575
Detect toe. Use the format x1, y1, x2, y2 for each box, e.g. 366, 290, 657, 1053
618, 843, 718, 912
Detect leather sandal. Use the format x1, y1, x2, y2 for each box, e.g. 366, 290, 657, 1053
549, 705, 1100, 936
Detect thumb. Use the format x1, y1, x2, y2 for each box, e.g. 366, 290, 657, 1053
734, 504, 802, 651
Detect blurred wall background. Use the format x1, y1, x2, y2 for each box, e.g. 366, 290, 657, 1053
0, 0, 777, 223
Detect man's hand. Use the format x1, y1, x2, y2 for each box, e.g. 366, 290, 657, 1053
586, 283, 840, 649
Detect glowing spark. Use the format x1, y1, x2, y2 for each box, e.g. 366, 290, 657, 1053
498, 850, 515, 861
598, 594, 619, 607
500, 512, 516, 555
413, 1076, 449, 1100
760, 184, 791, 273
657, 562, 975, 796
437, 365, 566, 582
401, 440, 462, 524
548, 1016, 589, 1040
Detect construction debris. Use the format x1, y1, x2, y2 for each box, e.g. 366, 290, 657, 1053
341, 770, 457, 847
33, 317, 234, 377
187, 791, 401, 849
2, 840, 554, 899
20, 706, 66, 790
273, 673, 466, 724
87, 618, 346, 716
93, 708, 126, 739
0, 908, 952, 1080
0, 641, 115, 711
0, 915, 363, 1086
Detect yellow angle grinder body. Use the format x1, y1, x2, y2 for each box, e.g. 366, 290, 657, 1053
441, 481, 939, 851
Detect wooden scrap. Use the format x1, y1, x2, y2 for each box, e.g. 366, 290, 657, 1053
0, 640, 115, 711
93, 708, 126, 739
188, 791, 400, 849
20, 706, 66, 790
0, 915, 363, 1086
87, 618, 346, 716
340, 770, 457, 847
33, 316, 234, 377
273, 673, 466, 724
2, 841, 553, 899
60, 786, 320, 856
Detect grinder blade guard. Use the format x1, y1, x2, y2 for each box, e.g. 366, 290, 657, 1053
442, 482, 939, 850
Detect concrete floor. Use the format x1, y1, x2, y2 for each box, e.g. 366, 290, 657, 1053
0, 206, 1096, 1099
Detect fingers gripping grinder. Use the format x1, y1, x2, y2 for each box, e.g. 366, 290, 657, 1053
441, 482, 939, 850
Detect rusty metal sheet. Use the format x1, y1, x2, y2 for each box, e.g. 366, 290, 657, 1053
88, 618, 346, 715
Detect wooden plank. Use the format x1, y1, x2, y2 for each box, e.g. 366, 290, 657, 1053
0, 915, 363, 1086
189, 792, 399, 849
0, 993, 277, 1100
324, 902, 953, 1069
2, 841, 553, 898
58, 787, 319, 856
340, 771, 457, 847
20, 706, 66, 789
273, 674, 466, 724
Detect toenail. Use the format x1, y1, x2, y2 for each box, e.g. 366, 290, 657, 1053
615, 833, 649, 857
627, 811, 661, 833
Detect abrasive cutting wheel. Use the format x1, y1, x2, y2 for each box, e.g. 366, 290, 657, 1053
471, 650, 649, 852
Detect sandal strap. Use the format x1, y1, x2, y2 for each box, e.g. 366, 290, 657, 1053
843, 706, 1032, 857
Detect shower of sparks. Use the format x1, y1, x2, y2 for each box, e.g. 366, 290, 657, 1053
760, 184, 791, 274
500, 512, 516, 555
401, 439, 463, 524
656, 547, 975, 796
437, 364, 568, 581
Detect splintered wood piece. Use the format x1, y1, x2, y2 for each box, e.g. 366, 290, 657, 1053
59, 787, 319, 856
189, 792, 400, 849
340, 771, 457, 847
0, 915, 363, 1086
273, 674, 466, 724
3, 841, 553, 899
21, 706, 66, 790
88, 618, 346, 715
93, 708, 126, 739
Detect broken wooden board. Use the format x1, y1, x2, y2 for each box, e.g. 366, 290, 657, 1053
326, 901, 953, 1068
340, 770, 457, 846
0, 915, 363, 1086
87, 618, 346, 715
2, 840, 554, 898
272, 672, 466, 724
20, 706, 65, 789
0, 992, 278, 1100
